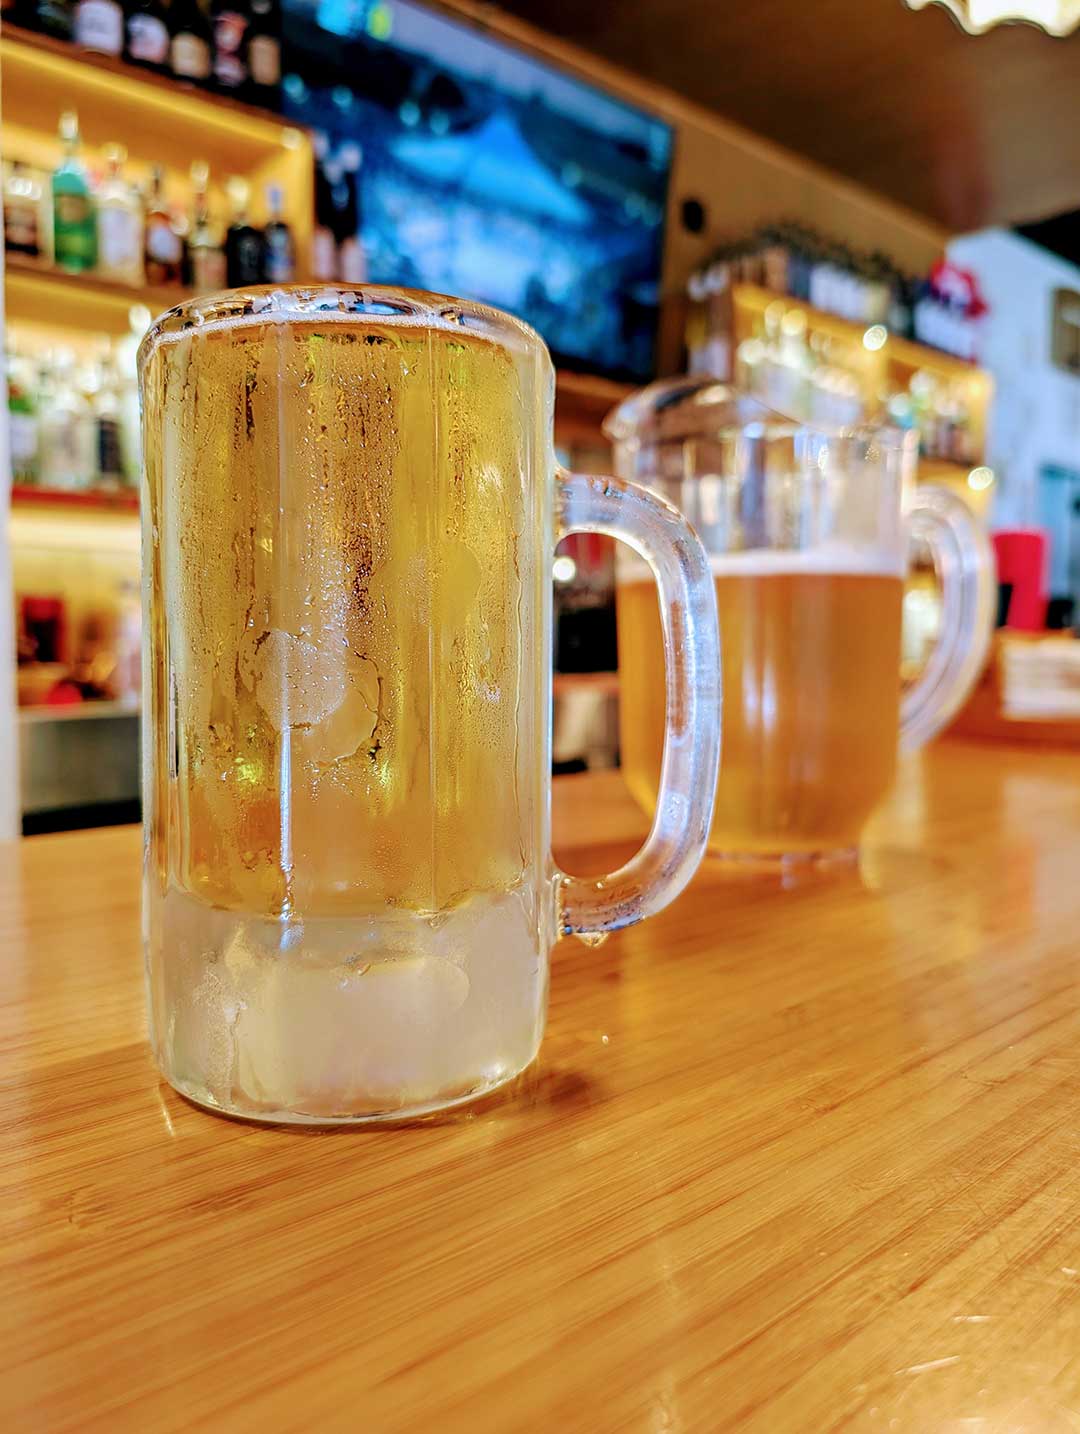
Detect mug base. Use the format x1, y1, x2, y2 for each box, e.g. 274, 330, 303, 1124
161, 1061, 530, 1127
703, 845, 859, 876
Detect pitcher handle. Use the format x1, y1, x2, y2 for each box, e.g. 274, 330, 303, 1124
900, 484, 996, 750
555, 470, 721, 937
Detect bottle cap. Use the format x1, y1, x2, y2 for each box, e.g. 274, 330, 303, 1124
226, 175, 250, 210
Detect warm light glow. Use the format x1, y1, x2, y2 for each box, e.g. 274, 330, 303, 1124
863, 324, 888, 352
553, 555, 577, 584
905, 0, 1080, 34
968, 466, 995, 491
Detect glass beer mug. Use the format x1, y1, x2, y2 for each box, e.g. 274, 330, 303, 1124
138, 288, 721, 1123
607, 376, 995, 864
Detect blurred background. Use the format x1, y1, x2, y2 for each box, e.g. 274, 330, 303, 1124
3, 0, 1080, 835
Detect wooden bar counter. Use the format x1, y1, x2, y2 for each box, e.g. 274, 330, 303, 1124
5, 740, 1080, 1431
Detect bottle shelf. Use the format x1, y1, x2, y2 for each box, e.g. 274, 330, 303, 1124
7, 369, 625, 520
726, 282, 994, 476
2, 24, 289, 131
18, 698, 139, 724
5, 256, 189, 336
11, 483, 139, 514
0, 29, 304, 169
732, 283, 992, 390
0, 30, 313, 274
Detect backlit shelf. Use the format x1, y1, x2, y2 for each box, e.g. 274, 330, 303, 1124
11, 484, 139, 513
18, 699, 139, 724
6, 258, 186, 337
732, 283, 993, 391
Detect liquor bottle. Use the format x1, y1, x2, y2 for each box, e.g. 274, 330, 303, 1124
6, 352, 39, 486
224, 176, 265, 285
115, 311, 147, 484
169, 0, 212, 83
96, 145, 144, 286
3, 163, 46, 260
245, 0, 281, 107
38, 350, 96, 491
262, 183, 294, 282
336, 144, 366, 283
143, 165, 184, 285
93, 361, 126, 486
73, 0, 123, 54
52, 112, 97, 275
185, 160, 227, 293
32, 0, 74, 39
211, 0, 249, 93
125, 0, 172, 71
312, 145, 338, 281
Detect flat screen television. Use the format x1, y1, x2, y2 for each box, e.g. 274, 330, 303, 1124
280, 0, 673, 383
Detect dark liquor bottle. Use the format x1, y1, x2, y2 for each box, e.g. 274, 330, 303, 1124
211, 0, 249, 92
169, 0, 212, 84
337, 143, 366, 283
144, 165, 184, 286
73, 0, 123, 55
126, 0, 171, 71
224, 176, 264, 286
31, 0, 74, 39
311, 144, 337, 281
262, 183, 294, 282
245, 0, 280, 108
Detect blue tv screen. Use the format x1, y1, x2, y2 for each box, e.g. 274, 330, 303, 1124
280, 0, 673, 383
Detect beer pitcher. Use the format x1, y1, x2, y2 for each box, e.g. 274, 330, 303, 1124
607, 376, 995, 865
139, 288, 721, 1124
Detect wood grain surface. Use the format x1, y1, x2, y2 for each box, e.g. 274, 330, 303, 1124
6, 742, 1080, 1432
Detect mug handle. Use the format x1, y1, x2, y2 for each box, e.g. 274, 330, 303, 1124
555, 469, 721, 938
900, 484, 997, 750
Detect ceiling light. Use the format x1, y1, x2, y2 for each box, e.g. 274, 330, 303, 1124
905, 0, 1080, 34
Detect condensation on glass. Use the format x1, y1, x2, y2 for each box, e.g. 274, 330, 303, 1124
139, 287, 721, 1123
607, 376, 996, 865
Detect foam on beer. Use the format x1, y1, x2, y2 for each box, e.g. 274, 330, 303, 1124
143, 301, 524, 356
618, 541, 904, 584
707, 543, 904, 578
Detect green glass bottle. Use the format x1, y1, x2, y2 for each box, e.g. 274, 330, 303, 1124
52, 111, 98, 274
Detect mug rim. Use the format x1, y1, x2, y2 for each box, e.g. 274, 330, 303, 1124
137, 283, 549, 378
